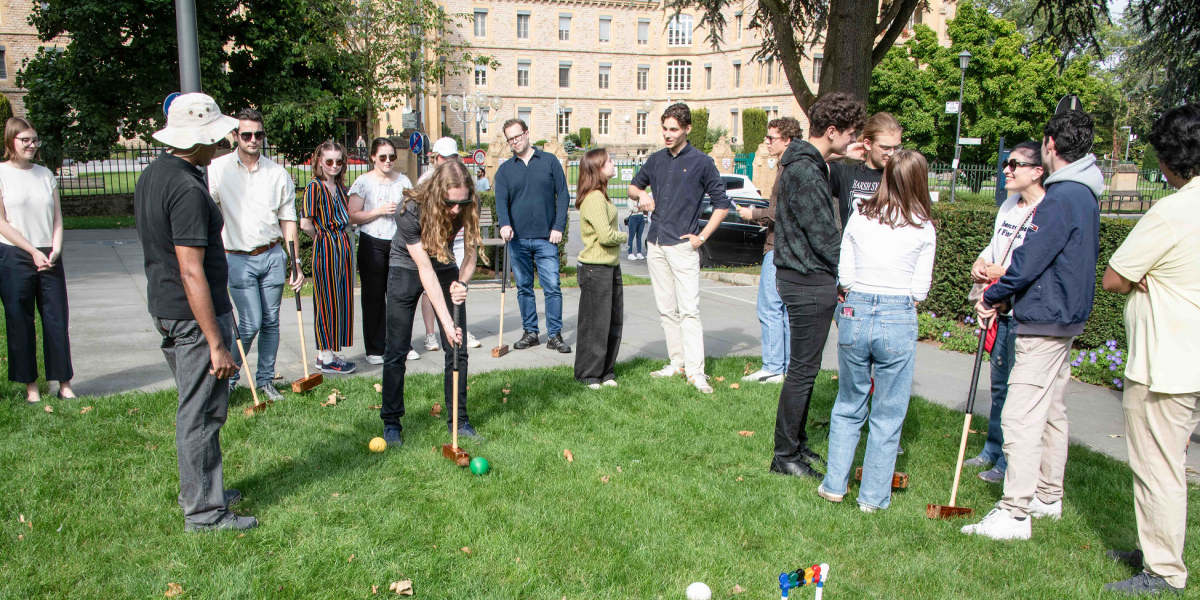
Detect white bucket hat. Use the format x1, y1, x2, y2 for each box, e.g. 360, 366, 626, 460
152, 93, 239, 149
430, 137, 459, 157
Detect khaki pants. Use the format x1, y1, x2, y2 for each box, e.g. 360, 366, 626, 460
1124, 381, 1200, 589
998, 335, 1074, 518
646, 242, 705, 377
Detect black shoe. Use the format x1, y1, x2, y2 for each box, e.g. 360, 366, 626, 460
1108, 549, 1146, 572
513, 331, 539, 350
224, 489, 241, 507
185, 512, 259, 532
769, 458, 824, 479
450, 421, 482, 440
798, 446, 824, 465
384, 425, 403, 448
1103, 572, 1181, 595
547, 334, 572, 354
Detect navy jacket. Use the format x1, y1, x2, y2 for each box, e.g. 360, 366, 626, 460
494, 148, 570, 239
629, 142, 730, 246
983, 155, 1103, 337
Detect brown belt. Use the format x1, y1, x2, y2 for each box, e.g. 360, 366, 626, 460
226, 240, 281, 256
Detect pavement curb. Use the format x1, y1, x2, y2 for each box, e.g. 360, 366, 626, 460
701, 271, 760, 286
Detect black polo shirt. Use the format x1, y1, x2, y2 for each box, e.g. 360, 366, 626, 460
134, 151, 232, 321
630, 143, 730, 246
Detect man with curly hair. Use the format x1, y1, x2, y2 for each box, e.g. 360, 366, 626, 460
1101, 104, 1200, 596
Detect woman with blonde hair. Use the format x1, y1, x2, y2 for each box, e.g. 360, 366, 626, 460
574, 148, 627, 389
379, 160, 482, 447
817, 149, 936, 513
0, 117, 75, 402
299, 140, 356, 374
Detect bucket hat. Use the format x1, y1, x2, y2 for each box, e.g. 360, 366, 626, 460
152, 93, 239, 149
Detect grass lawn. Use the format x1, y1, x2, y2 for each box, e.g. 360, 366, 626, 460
62, 215, 136, 230
702, 265, 762, 275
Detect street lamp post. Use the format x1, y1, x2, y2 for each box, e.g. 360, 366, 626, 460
174, 0, 201, 92
543, 94, 570, 142
949, 50, 971, 204
447, 93, 504, 151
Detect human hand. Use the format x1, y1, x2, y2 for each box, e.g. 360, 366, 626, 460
31, 250, 52, 271
984, 262, 1006, 281
500, 225, 513, 242
290, 269, 306, 292
48, 249, 61, 266
549, 230, 563, 244
376, 201, 398, 217
837, 289, 846, 303
209, 345, 238, 379
970, 258, 989, 283
736, 205, 755, 221
441, 320, 463, 346
844, 142, 867, 161
1135, 275, 1149, 293
638, 194, 655, 212
450, 281, 468, 304
680, 234, 703, 250
975, 300, 997, 328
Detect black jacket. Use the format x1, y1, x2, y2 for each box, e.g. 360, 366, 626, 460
773, 140, 841, 285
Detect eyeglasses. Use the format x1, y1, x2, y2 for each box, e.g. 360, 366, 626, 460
1004, 159, 1039, 170
323, 158, 345, 167
764, 135, 785, 142
506, 131, 528, 144
376, 154, 397, 163
16, 136, 40, 147
875, 143, 903, 155
239, 131, 266, 142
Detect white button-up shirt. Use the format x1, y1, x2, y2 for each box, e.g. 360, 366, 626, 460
208, 152, 297, 252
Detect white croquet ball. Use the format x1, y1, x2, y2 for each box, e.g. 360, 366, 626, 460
685, 582, 712, 600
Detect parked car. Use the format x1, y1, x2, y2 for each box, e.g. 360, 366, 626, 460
721, 174, 763, 201
697, 195, 769, 268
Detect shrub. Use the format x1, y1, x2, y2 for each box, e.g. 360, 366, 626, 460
0, 95, 13, 124
475, 191, 570, 271
1069, 340, 1126, 390
742, 109, 768, 154
578, 127, 592, 148
688, 108, 710, 152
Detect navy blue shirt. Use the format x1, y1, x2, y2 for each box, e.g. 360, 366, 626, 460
630, 143, 730, 246
494, 148, 570, 239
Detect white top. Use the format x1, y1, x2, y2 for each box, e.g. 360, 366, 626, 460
0, 162, 57, 248
476, 177, 490, 192
1109, 177, 1200, 394
348, 171, 413, 240
838, 211, 937, 301
978, 194, 1040, 268
208, 152, 297, 252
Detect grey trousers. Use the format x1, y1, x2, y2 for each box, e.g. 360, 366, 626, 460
153, 312, 234, 527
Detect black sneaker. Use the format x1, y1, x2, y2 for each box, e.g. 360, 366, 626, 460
513, 331, 539, 350
316, 355, 357, 374
450, 421, 482, 440
185, 512, 259, 532
798, 446, 824, 465
259, 385, 284, 402
769, 458, 824, 479
1108, 549, 1146, 571
224, 489, 241, 507
547, 334, 572, 354
384, 425, 403, 448
1103, 572, 1181, 595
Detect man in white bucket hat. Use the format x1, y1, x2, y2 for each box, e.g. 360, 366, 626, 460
134, 93, 258, 532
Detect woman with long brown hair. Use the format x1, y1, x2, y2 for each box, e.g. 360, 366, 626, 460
817, 149, 936, 513
379, 160, 482, 447
300, 140, 356, 374
574, 148, 627, 388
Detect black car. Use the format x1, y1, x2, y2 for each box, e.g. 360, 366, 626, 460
697, 196, 769, 268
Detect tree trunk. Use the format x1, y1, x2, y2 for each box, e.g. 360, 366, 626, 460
821, 0, 880, 102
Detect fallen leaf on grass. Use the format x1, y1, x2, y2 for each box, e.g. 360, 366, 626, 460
372, 585, 379, 594
146, 444, 158, 451
332, 493, 340, 497
389, 579, 414, 595
367, 405, 382, 410
17, 534, 23, 540
729, 383, 740, 389
968, 429, 980, 434
1080, 544, 1091, 550
516, 557, 521, 563
430, 403, 442, 416
322, 392, 340, 407
164, 582, 184, 597
616, 466, 623, 473
44, 405, 53, 413
600, 476, 610, 483
736, 476, 744, 482
715, 376, 725, 382
563, 449, 574, 462
744, 363, 753, 375
128, 407, 139, 415
348, 553, 354, 562
80, 406, 93, 414
238, 534, 245, 538
732, 584, 746, 594
502, 388, 510, 394
738, 431, 755, 437
461, 547, 472, 554
374, 383, 383, 393
502, 397, 508, 404
1108, 434, 1124, 438
19, 514, 25, 523
831, 375, 839, 380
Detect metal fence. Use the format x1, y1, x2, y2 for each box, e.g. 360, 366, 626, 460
734, 153, 754, 180
925, 162, 1170, 206
565, 159, 643, 207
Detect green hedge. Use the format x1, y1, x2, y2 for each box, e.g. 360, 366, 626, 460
688, 108, 710, 153
742, 109, 767, 154
476, 190, 570, 271
923, 203, 1136, 350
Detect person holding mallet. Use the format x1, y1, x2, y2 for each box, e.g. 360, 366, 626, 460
379, 161, 482, 448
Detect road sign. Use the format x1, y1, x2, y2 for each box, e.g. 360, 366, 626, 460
945, 101, 960, 114
472, 149, 486, 165
409, 131, 423, 155
959, 137, 982, 145
1055, 94, 1082, 115
402, 112, 418, 130
163, 92, 181, 117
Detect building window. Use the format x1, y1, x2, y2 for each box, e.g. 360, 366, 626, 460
638, 21, 648, 45
705, 66, 712, 90
667, 60, 692, 92
517, 14, 529, 39
636, 113, 647, 136
637, 67, 648, 91
598, 65, 610, 89
731, 110, 739, 140
0, 48, 6, 79
559, 65, 571, 88
735, 15, 742, 40
599, 17, 611, 42
733, 64, 741, 88
517, 63, 530, 87
559, 16, 571, 41
914, 7, 924, 24
474, 64, 487, 86
518, 108, 532, 130
558, 112, 571, 135
598, 112, 610, 135
667, 14, 693, 46
765, 57, 774, 85
812, 56, 822, 83
473, 10, 486, 37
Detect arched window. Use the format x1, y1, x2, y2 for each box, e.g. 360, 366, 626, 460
667, 14, 693, 46
667, 60, 692, 92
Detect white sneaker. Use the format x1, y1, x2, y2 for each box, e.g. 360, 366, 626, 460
407, 349, 420, 360
424, 334, 440, 351
859, 504, 878, 514
466, 332, 482, 348
366, 355, 384, 365
650, 365, 683, 378
689, 375, 714, 394
960, 508, 1032, 540
742, 368, 772, 382
636, 253, 645, 260
762, 373, 785, 384
628, 253, 637, 260
1029, 496, 1063, 520
587, 383, 602, 390
602, 380, 618, 387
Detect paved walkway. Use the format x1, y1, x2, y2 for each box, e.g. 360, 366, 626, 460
58, 220, 1196, 475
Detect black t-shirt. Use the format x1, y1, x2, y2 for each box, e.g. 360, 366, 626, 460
828, 162, 884, 227
389, 200, 462, 271
134, 152, 232, 320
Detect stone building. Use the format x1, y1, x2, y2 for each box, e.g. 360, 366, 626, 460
1, 0, 68, 117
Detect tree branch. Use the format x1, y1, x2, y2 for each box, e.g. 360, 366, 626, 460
872, 0, 921, 65
759, 0, 817, 113
875, 0, 904, 36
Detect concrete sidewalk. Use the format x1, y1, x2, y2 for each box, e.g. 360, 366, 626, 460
58, 226, 1189, 475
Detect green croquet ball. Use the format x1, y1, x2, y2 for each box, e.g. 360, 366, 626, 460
469, 457, 489, 475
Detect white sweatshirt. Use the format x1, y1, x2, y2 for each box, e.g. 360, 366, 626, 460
838, 211, 937, 301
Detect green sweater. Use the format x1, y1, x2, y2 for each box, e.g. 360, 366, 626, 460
577, 191, 628, 266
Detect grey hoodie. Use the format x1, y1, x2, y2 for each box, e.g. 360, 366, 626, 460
1043, 153, 1105, 196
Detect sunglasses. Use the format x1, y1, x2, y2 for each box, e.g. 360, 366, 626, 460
323, 158, 345, 167
239, 131, 266, 141
1004, 159, 1039, 170
376, 154, 397, 162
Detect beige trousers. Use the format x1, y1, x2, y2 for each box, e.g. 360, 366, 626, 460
1124, 381, 1200, 588
998, 335, 1074, 518
646, 242, 705, 377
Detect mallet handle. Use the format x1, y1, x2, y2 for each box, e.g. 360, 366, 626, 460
949, 413, 972, 507
234, 336, 259, 406
451, 302, 462, 449
291, 240, 311, 379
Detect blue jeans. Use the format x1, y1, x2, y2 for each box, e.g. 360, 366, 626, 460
509, 238, 563, 337
976, 314, 1017, 472
757, 250, 790, 374
822, 292, 918, 510
627, 214, 645, 255
226, 245, 286, 388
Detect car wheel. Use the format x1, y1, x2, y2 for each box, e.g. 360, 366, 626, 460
698, 245, 713, 269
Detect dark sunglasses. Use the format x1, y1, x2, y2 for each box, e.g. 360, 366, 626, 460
239, 131, 266, 141
376, 154, 397, 162
1004, 159, 1039, 170
323, 158, 345, 167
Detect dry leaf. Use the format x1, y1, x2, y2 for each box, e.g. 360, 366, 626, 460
395, 579, 414, 596
1080, 544, 1092, 550
44, 405, 53, 413
616, 466, 623, 473
128, 407, 139, 415
600, 475, 610, 483
146, 444, 158, 451
732, 584, 746, 594
730, 383, 740, 389
80, 406, 93, 414
831, 375, 839, 380
332, 493, 340, 497
968, 429, 979, 434
367, 405, 382, 410
715, 376, 725, 382
1109, 434, 1124, 438
430, 403, 442, 416
323, 392, 339, 407
502, 397, 508, 404
564, 449, 574, 462
738, 430, 755, 437
461, 547, 472, 554
238, 534, 245, 538
744, 363, 752, 375
19, 514, 25, 523
502, 388, 510, 394
372, 585, 379, 594
347, 553, 354, 562
736, 476, 744, 481
389, 582, 398, 592
516, 557, 520, 563
17, 534, 23, 541
164, 582, 184, 597
374, 383, 383, 393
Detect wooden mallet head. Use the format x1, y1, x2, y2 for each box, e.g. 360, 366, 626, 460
926, 504, 974, 519
289, 240, 323, 394
442, 443, 471, 467
855, 467, 909, 489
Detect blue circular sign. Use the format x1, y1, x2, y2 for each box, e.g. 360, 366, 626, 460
163, 92, 181, 117
409, 131, 423, 154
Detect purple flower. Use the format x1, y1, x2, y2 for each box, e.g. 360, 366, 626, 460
1107, 340, 1117, 347
1115, 351, 1122, 357
964, 316, 974, 324
930, 313, 937, 318
1115, 357, 1123, 365
1109, 364, 1118, 371
943, 331, 951, 338
1089, 353, 1097, 363
975, 329, 982, 336
1114, 378, 1123, 388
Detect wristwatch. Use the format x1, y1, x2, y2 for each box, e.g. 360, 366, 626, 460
697, 235, 707, 244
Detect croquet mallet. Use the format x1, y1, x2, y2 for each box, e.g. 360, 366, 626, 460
289, 240, 323, 394
491, 244, 511, 358
233, 322, 269, 417
926, 320, 989, 519
442, 302, 471, 467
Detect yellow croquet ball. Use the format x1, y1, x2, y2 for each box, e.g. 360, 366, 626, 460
369, 437, 387, 452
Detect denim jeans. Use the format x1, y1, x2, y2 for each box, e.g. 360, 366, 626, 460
627, 214, 645, 255
509, 237, 563, 337
821, 292, 918, 510
977, 314, 1017, 472
226, 245, 285, 388
756, 250, 790, 374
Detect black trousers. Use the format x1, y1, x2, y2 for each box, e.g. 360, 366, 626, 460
357, 233, 391, 357
381, 266, 468, 430
0, 244, 73, 384
574, 264, 624, 384
773, 279, 838, 462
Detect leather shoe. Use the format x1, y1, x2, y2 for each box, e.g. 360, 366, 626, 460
770, 458, 824, 479
513, 331, 539, 349
547, 334, 572, 353
798, 446, 824, 465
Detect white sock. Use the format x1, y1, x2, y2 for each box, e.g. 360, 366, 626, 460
319, 350, 334, 362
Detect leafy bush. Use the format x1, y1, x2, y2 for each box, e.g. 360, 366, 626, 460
578, 127, 592, 148
688, 108, 710, 152
742, 109, 768, 154
476, 190, 569, 271
707, 125, 728, 153
1069, 340, 1126, 390
0, 95, 13, 124
917, 312, 989, 357
533, 140, 548, 147
1141, 144, 1158, 172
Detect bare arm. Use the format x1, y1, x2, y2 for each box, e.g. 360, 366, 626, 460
1103, 265, 1147, 294
299, 217, 316, 238
281, 219, 305, 291
176, 245, 237, 378
49, 189, 64, 265
407, 241, 464, 345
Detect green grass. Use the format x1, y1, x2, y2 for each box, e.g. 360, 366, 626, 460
702, 265, 761, 275
62, 215, 135, 229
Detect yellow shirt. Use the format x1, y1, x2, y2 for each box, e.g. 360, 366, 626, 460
1109, 177, 1200, 394
576, 191, 627, 266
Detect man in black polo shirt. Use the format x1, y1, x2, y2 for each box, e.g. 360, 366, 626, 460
628, 103, 730, 393
135, 93, 256, 532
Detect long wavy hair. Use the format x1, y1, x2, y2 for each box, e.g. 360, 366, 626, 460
857, 149, 931, 229
311, 140, 347, 189
401, 161, 481, 265
574, 148, 611, 209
